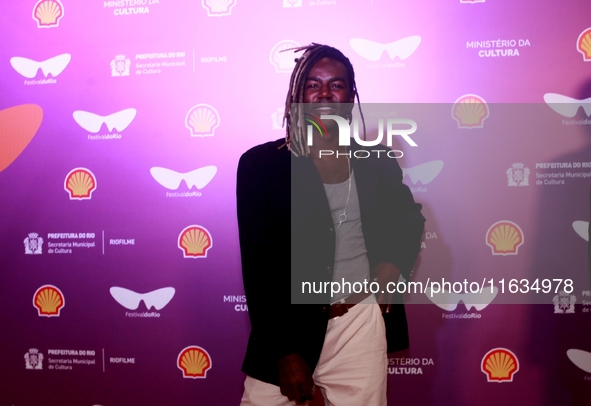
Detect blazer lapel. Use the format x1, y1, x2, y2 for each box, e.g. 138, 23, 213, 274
350, 144, 378, 218
291, 154, 333, 228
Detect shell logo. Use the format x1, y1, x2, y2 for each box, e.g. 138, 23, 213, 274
185, 104, 220, 137
64, 168, 97, 200
33, 285, 65, 317
486, 221, 524, 256
178, 226, 213, 258
577, 28, 591, 61
452, 94, 489, 129
33, 0, 64, 28
177, 346, 212, 378
481, 348, 519, 382
270, 40, 301, 73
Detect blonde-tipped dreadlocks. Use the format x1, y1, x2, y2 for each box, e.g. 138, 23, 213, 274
282, 43, 366, 157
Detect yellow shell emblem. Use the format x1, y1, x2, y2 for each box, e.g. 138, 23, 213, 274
177, 346, 212, 378
185, 104, 220, 137
33, 0, 64, 28
481, 348, 519, 382
452, 94, 489, 128
64, 168, 96, 200
577, 28, 591, 61
33, 285, 65, 317
486, 220, 524, 255
178, 225, 213, 258
270, 40, 301, 73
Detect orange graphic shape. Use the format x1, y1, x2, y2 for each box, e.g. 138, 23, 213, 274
177, 346, 212, 378
33, 285, 64, 316
481, 348, 519, 382
64, 168, 96, 199
0, 104, 43, 172
577, 28, 591, 61
486, 221, 524, 255
178, 226, 212, 258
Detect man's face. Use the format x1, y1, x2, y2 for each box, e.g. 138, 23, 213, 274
303, 57, 355, 127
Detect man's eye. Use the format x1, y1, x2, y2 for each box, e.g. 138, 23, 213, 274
307, 83, 318, 88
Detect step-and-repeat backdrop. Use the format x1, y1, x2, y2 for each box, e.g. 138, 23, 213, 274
1, 1, 591, 405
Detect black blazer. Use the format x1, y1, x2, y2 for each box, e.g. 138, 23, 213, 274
236, 138, 425, 386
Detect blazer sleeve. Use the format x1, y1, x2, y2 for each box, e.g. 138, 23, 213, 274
372, 154, 425, 281
588, 186, 591, 288
236, 145, 297, 360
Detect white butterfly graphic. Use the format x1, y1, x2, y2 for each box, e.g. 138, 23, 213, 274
109, 287, 175, 311
73, 109, 137, 133
401, 160, 444, 185
10, 54, 71, 78
425, 286, 498, 311
567, 349, 591, 373
349, 37, 421, 62
572, 221, 589, 242
543, 93, 591, 117
150, 166, 217, 190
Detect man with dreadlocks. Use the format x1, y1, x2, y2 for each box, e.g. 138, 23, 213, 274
237, 43, 424, 405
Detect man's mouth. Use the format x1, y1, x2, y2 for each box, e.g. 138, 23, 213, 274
312, 105, 338, 115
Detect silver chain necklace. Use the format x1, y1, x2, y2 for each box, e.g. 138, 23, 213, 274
336, 155, 352, 231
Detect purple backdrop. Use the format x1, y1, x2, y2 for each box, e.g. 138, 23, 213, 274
1, 0, 591, 405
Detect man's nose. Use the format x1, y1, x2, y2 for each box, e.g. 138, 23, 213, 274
317, 84, 332, 99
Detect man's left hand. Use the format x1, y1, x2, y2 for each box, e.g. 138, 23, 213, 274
372, 262, 401, 314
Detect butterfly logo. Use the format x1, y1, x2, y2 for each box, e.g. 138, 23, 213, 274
150, 166, 217, 190
567, 349, 591, 373
572, 221, 589, 242
109, 287, 175, 311
202, 0, 237, 16
72, 109, 137, 133
401, 161, 444, 185
10, 54, 71, 78
349, 37, 421, 62
425, 286, 498, 311
543, 93, 591, 117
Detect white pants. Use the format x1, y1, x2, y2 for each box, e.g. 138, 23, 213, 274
240, 294, 388, 406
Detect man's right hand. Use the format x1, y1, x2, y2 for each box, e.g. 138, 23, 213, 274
278, 353, 315, 405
